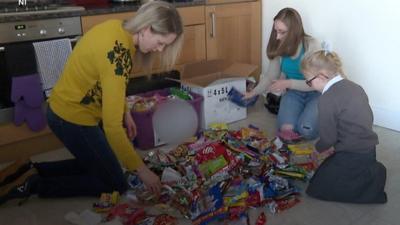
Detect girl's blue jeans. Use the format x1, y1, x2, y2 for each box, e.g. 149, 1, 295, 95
277, 89, 320, 140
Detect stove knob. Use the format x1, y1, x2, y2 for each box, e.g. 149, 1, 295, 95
39, 29, 47, 36
58, 27, 65, 34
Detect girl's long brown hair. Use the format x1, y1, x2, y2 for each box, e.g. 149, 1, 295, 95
267, 8, 308, 59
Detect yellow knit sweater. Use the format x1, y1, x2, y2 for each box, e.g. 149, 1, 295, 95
49, 20, 143, 171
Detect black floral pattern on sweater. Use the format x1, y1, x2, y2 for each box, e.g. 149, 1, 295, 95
80, 41, 132, 106
80, 81, 102, 105
107, 40, 132, 81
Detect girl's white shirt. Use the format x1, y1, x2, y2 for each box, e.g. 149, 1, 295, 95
322, 74, 344, 94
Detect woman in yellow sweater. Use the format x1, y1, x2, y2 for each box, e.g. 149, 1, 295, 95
0, 1, 183, 204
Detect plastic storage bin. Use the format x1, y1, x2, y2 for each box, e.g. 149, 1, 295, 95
131, 88, 203, 150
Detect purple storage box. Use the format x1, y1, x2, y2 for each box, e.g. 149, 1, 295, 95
130, 88, 203, 150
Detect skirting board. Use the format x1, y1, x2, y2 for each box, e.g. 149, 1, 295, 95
371, 106, 400, 132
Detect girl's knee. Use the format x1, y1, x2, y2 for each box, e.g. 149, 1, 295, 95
280, 124, 294, 131
297, 124, 318, 140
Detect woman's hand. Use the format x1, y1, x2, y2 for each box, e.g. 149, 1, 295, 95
124, 112, 137, 141
269, 80, 290, 93
137, 164, 162, 195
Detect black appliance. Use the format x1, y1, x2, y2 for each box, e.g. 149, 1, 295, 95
0, 1, 84, 123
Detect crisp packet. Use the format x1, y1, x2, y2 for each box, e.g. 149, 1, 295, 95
287, 143, 314, 155
93, 191, 120, 213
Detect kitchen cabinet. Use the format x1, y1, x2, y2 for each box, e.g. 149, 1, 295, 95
176, 6, 207, 65
82, 6, 205, 32
176, 25, 206, 65
81, 11, 136, 33
81, 6, 206, 74
0, 123, 63, 163
81, 2, 261, 69
205, 1, 261, 66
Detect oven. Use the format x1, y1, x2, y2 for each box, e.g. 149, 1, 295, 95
0, 2, 84, 124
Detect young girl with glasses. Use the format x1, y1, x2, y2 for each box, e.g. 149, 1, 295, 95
301, 50, 387, 203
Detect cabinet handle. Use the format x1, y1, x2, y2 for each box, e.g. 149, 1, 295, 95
210, 12, 216, 38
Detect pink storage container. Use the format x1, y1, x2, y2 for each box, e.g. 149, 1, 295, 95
130, 88, 203, 150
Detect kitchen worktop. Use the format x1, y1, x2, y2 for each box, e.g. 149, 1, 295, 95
84, 0, 205, 16
0, 0, 205, 23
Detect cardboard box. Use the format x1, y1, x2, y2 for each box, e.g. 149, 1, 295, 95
180, 60, 258, 129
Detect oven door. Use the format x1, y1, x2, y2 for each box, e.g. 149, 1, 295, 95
0, 36, 81, 124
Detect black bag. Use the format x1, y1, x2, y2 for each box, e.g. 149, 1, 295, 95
264, 93, 281, 114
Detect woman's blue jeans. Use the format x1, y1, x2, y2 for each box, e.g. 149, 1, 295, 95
34, 107, 127, 198
277, 89, 320, 140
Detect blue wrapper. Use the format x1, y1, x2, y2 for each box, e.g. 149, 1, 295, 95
228, 87, 258, 107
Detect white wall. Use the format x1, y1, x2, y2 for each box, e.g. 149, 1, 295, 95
262, 0, 400, 131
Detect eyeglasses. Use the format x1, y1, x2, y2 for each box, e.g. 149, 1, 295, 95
305, 75, 318, 87
276, 30, 288, 35
305, 74, 329, 87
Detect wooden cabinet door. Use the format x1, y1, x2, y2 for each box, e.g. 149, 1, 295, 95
176, 24, 206, 65
81, 6, 205, 33
205, 1, 261, 66
131, 24, 206, 77
81, 12, 136, 33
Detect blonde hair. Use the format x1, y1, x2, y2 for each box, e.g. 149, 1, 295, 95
123, 0, 183, 72
267, 8, 308, 59
301, 50, 345, 78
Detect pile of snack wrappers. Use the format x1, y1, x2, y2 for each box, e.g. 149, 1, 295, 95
91, 123, 332, 225
126, 87, 193, 113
